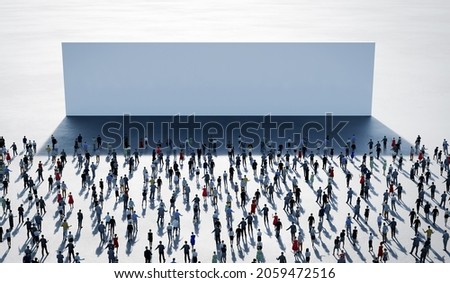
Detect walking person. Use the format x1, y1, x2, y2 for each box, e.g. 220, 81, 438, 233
368, 233, 374, 252
61, 219, 71, 241
351, 226, 358, 245
443, 230, 449, 251
410, 235, 421, 256
155, 241, 166, 263
432, 206, 439, 225
381, 248, 389, 263
4, 229, 11, 249
181, 241, 191, 263
276, 252, 287, 263
65, 241, 76, 262
39, 235, 50, 257
113, 234, 119, 254
424, 226, 434, 240
388, 218, 398, 239
304, 248, 311, 263
144, 246, 152, 263
77, 210, 83, 230
147, 229, 153, 249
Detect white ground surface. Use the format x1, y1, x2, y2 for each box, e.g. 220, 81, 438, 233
0, 144, 449, 263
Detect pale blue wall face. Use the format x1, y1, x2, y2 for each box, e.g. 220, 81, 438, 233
62, 43, 374, 116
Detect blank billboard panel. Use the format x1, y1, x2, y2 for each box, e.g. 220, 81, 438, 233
62, 43, 374, 116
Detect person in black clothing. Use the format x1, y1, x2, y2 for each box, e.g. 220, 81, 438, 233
155, 241, 165, 263
56, 251, 64, 263
275, 220, 283, 238
180, 241, 191, 263
39, 235, 49, 256
276, 252, 287, 263
65, 242, 75, 262
220, 241, 227, 263
147, 229, 153, 249
109, 216, 116, 234
409, 209, 416, 227
262, 204, 269, 225
77, 210, 83, 230
18, 204, 24, 224
144, 246, 152, 263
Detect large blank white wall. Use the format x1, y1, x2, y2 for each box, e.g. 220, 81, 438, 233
62, 43, 374, 116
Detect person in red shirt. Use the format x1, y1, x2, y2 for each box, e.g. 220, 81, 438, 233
156, 145, 161, 155
272, 213, 279, 226
5, 151, 11, 165
328, 167, 335, 179
201, 186, 208, 203
56, 191, 63, 204
179, 150, 185, 165
389, 182, 394, 195
68, 192, 74, 209
377, 242, 384, 262
250, 198, 257, 215
292, 237, 300, 255
418, 151, 424, 161
113, 234, 119, 253
54, 171, 61, 186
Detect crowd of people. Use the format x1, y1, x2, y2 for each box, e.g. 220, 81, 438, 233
0, 132, 449, 263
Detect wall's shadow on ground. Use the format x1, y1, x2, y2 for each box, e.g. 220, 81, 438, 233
39, 115, 410, 156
